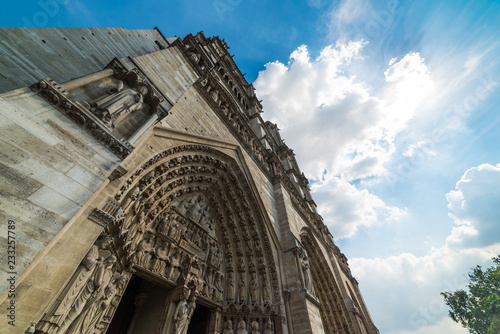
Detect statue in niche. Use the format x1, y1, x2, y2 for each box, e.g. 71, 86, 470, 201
237, 320, 248, 334
153, 243, 170, 275
58, 255, 117, 333
258, 257, 266, 273
168, 247, 182, 282
251, 321, 260, 334
263, 319, 273, 334
262, 278, 271, 305
173, 289, 196, 334
223, 319, 234, 334
192, 230, 202, 248
300, 251, 315, 294
226, 272, 235, 302
249, 273, 258, 304
84, 81, 148, 128
239, 276, 246, 304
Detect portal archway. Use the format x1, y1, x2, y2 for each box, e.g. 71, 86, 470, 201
36, 145, 282, 334
300, 228, 354, 334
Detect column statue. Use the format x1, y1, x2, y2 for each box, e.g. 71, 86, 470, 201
300, 251, 315, 294
173, 290, 196, 334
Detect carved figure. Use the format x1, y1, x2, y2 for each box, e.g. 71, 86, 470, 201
249, 273, 258, 304
262, 279, 271, 305
239, 276, 246, 304
168, 248, 182, 282
187, 195, 206, 223
80, 274, 127, 334
158, 215, 172, 235
134, 234, 155, 268
173, 290, 196, 334
58, 255, 117, 333
177, 197, 193, 216
237, 320, 248, 334
168, 218, 180, 239
89, 82, 148, 128
223, 319, 234, 334
300, 252, 314, 293
263, 319, 273, 334
153, 243, 170, 275
214, 272, 224, 302
238, 256, 245, 272
226, 272, 235, 302
251, 320, 260, 334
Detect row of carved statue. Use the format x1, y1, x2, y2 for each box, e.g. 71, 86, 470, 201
222, 318, 274, 334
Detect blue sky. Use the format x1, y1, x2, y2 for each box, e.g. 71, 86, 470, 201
2, 1, 500, 333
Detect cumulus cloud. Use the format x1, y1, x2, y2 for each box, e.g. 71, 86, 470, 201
256, 44, 433, 181
255, 43, 432, 237
350, 244, 500, 332
312, 175, 406, 238
347, 164, 500, 333
446, 163, 500, 247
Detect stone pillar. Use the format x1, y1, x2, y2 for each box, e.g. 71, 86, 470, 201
61, 68, 115, 91
283, 290, 294, 334
128, 113, 159, 143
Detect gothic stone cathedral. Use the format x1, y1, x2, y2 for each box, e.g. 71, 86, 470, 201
0, 28, 379, 334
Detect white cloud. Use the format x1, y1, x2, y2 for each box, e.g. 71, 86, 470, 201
446, 163, 500, 247
403, 140, 437, 158
347, 164, 500, 333
333, 0, 371, 26
388, 317, 468, 334
312, 175, 406, 238
255, 43, 433, 238
350, 242, 500, 333
255, 44, 433, 183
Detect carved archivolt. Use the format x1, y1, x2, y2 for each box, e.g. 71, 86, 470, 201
301, 230, 354, 334
36, 145, 281, 334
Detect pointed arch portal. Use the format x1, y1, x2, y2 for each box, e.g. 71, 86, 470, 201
36, 145, 281, 334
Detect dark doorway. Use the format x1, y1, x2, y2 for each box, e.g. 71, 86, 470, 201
106, 275, 170, 333
106, 275, 142, 334
186, 304, 211, 334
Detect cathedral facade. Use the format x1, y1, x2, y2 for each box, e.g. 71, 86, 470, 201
0, 27, 379, 334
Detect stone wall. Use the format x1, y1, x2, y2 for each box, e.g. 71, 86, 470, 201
0, 27, 168, 93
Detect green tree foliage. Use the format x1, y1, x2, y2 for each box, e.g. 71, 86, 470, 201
441, 256, 500, 334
